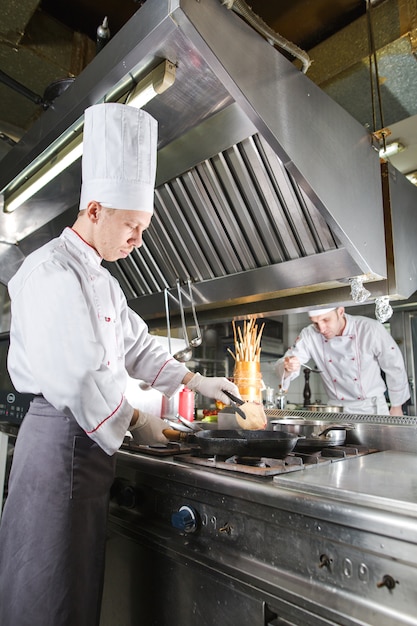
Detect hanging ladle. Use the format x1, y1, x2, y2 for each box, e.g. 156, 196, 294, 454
187, 278, 202, 348
139, 287, 174, 389
173, 280, 193, 363
164, 287, 172, 354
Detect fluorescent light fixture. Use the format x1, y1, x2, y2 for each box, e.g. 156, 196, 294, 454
126, 60, 176, 108
5, 135, 83, 213
406, 171, 417, 186
2, 59, 176, 213
379, 141, 405, 159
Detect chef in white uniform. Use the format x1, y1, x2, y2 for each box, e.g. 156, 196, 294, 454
0, 103, 240, 626
275, 306, 410, 415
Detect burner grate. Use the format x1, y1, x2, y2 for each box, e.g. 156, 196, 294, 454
177, 444, 375, 476
321, 444, 375, 459
121, 440, 195, 456
177, 453, 303, 476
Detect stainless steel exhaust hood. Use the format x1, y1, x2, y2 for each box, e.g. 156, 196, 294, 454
0, 0, 416, 324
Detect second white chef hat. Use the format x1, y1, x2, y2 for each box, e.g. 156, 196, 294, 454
79, 102, 158, 213
307, 307, 337, 317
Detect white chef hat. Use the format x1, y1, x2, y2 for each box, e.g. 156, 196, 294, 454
307, 307, 337, 317
79, 102, 158, 213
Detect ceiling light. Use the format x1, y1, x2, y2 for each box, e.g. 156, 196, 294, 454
379, 141, 405, 159
2, 59, 176, 213
406, 171, 417, 186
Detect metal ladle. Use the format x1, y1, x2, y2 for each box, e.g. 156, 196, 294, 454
173, 280, 193, 363
164, 287, 172, 354
187, 279, 202, 348
139, 288, 174, 389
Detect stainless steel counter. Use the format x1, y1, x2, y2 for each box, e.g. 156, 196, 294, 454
276, 450, 417, 514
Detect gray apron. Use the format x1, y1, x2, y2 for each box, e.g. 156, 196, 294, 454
0, 397, 117, 626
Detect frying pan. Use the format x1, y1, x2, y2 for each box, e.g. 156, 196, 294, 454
194, 429, 299, 458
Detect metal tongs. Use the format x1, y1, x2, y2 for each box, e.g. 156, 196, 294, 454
221, 389, 246, 420
164, 415, 203, 433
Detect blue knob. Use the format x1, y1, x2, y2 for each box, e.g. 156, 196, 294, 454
171, 505, 197, 533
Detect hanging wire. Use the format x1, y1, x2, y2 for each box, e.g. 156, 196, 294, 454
222, 0, 311, 73
365, 0, 388, 150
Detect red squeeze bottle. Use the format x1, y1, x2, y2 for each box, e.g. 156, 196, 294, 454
178, 387, 195, 421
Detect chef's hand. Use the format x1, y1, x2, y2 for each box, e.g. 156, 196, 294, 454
129, 410, 168, 445
389, 405, 404, 416
284, 355, 301, 374
186, 372, 241, 405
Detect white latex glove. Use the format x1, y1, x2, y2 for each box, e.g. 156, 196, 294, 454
129, 411, 168, 445
186, 373, 241, 405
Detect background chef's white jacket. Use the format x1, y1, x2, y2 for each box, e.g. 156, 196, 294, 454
275, 314, 410, 409
7, 228, 190, 455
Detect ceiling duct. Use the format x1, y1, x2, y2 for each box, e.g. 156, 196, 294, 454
0, 0, 416, 324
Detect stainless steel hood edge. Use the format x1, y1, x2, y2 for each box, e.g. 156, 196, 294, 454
128, 248, 364, 324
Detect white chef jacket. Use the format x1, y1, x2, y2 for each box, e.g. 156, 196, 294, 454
275, 314, 410, 410
7, 227, 190, 455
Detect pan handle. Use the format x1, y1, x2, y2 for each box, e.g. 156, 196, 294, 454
318, 425, 355, 437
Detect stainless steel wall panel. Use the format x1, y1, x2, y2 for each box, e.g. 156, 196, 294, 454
382, 162, 417, 299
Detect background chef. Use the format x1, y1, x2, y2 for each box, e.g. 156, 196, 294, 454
0, 103, 240, 626
275, 305, 410, 415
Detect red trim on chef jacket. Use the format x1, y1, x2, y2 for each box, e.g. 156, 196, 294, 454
86, 395, 124, 434
69, 227, 102, 258
151, 358, 176, 385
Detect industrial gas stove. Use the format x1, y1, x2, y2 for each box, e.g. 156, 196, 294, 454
100, 413, 417, 626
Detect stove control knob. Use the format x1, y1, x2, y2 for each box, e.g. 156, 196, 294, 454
319, 554, 332, 569
117, 485, 137, 509
110, 479, 138, 509
171, 505, 198, 533
377, 574, 397, 590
